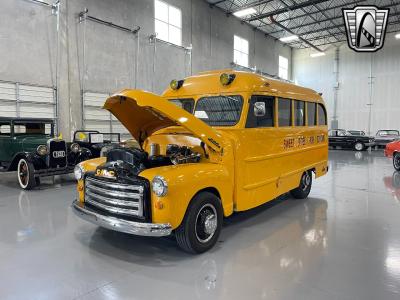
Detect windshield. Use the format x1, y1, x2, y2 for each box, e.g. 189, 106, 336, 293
194, 95, 243, 126
13, 122, 53, 136
348, 131, 364, 136
377, 130, 399, 136
169, 98, 194, 113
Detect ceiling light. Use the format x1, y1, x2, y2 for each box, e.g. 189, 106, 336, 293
233, 7, 257, 18
310, 52, 326, 57
279, 35, 299, 43
395, 33, 400, 39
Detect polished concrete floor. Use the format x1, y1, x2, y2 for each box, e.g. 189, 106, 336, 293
1, 150, 400, 300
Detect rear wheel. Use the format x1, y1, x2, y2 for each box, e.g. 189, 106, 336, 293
354, 142, 365, 151
176, 192, 223, 254
290, 171, 312, 199
17, 158, 36, 190
394, 153, 400, 171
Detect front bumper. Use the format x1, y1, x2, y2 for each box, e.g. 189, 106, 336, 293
72, 200, 172, 237
34, 166, 75, 177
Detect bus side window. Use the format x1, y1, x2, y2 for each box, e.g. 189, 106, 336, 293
318, 104, 327, 125
246, 96, 275, 128
294, 100, 305, 126
307, 102, 317, 126
278, 98, 292, 127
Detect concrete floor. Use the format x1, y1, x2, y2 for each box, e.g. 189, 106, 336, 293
1, 150, 400, 300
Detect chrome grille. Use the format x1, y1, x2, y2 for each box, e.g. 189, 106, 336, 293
85, 176, 144, 217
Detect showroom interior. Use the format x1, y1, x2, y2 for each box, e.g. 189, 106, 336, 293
1, 0, 400, 299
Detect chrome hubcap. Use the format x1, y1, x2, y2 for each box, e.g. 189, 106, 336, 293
301, 172, 311, 191
195, 204, 218, 243
355, 143, 363, 151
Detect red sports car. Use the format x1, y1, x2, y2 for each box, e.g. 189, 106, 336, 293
385, 140, 400, 171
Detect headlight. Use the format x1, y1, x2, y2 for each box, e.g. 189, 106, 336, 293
36, 145, 48, 156
74, 164, 85, 180
70, 143, 80, 153
152, 176, 168, 197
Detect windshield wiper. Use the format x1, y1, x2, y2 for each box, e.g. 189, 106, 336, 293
218, 95, 240, 102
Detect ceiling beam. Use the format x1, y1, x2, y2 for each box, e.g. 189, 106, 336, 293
209, 0, 228, 6
288, 10, 400, 42
267, 0, 366, 26
291, 19, 400, 47
269, 15, 324, 52
268, 1, 400, 34
229, 0, 274, 14
246, 0, 330, 22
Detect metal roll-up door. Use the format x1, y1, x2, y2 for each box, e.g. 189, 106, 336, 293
0, 80, 57, 124
83, 91, 131, 140
0, 82, 17, 117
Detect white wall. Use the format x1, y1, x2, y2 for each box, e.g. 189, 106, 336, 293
292, 32, 400, 135
0, 0, 292, 139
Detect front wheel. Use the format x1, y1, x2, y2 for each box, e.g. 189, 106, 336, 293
17, 158, 36, 190
394, 153, 400, 171
354, 142, 365, 151
175, 192, 223, 254
290, 171, 312, 199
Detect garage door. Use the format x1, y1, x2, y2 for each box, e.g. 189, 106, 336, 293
0, 80, 57, 123
83, 91, 130, 139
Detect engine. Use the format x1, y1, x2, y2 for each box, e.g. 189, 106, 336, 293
103, 143, 201, 176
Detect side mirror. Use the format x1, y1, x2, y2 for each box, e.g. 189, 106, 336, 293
254, 102, 266, 117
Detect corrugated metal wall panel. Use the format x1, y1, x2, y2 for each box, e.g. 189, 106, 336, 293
293, 35, 400, 135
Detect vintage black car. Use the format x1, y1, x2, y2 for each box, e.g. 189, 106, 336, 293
328, 129, 375, 151
72, 130, 121, 158
0, 118, 91, 189
347, 130, 366, 136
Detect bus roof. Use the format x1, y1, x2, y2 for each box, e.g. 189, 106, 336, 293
162, 69, 323, 103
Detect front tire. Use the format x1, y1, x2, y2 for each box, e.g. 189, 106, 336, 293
394, 153, 400, 171
175, 192, 223, 254
354, 142, 365, 151
17, 158, 36, 190
290, 171, 312, 199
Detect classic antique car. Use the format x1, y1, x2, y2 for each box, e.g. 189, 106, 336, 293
73, 130, 121, 158
384, 140, 400, 171
0, 118, 91, 189
328, 129, 374, 151
375, 130, 400, 148
72, 70, 329, 253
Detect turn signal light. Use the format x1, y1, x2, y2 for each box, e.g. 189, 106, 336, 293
170, 79, 184, 90
220, 73, 236, 86
155, 200, 164, 210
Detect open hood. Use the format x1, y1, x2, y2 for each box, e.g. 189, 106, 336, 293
103, 90, 223, 153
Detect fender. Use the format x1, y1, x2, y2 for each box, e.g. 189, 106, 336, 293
139, 163, 234, 229
8, 152, 42, 171
77, 147, 92, 163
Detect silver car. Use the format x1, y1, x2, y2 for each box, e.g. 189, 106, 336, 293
375, 130, 400, 148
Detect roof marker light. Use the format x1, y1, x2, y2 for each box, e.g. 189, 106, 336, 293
220, 73, 236, 86
170, 79, 184, 90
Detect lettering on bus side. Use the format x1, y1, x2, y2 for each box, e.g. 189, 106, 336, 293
283, 134, 326, 150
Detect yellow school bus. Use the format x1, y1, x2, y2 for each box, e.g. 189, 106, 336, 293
72, 70, 328, 253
